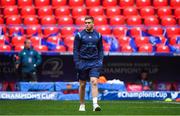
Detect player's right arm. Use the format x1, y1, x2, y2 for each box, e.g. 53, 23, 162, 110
73, 33, 81, 69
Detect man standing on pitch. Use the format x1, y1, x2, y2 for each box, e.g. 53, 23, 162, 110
16, 39, 42, 82
73, 16, 104, 111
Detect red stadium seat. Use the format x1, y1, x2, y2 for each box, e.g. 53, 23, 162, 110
67, 44, 73, 52
55, 45, 66, 52
6, 16, 21, 25
55, 7, 70, 17
130, 27, 145, 36
0, 26, 7, 35
41, 16, 56, 25
126, 16, 142, 26
24, 16, 39, 25
3, 6, 18, 17
175, 8, 180, 18
52, 0, 67, 8
34, 45, 48, 52
26, 25, 42, 36
123, 7, 138, 16
94, 16, 107, 25
144, 16, 159, 26
30, 36, 42, 46
96, 25, 111, 35
110, 15, 125, 25
117, 36, 131, 44
121, 44, 133, 52
158, 35, 167, 43
8, 26, 24, 36
14, 45, 24, 51
106, 7, 121, 17
139, 44, 153, 53
61, 26, 75, 36
64, 35, 75, 45
161, 16, 176, 26
103, 42, 111, 52
72, 7, 87, 18
89, 7, 104, 16
57, 16, 73, 25
69, 0, 84, 7
18, 0, 33, 7
66, 45, 74, 52
112, 27, 127, 37
1, 0, 16, 6
169, 35, 180, 45
157, 7, 172, 18
170, 0, 180, 7
136, 0, 151, 7
134, 36, 149, 46
43, 26, 59, 37
21, 6, 36, 17
78, 26, 85, 32
0, 17, 4, 24
119, 0, 134, 7
0, 45, 11, 51
156, 44, 170, 53
35, 0, 50, 7
38, 6, 53, 17
47, 36, 62, 44
0, 36, 4, 45
0, 36, 9, 44
179, 19, 180, 25
103, 0, 117, 7
75, 16, 85, 25
153, 0, 168, 7
140, 7, 155, 17
166, 27, 180, 36
86, 0, 100, 7
11, 36, 26, 46
148, 27, 163, 36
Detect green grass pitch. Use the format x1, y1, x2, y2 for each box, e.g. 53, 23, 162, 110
0, 100, 180, 115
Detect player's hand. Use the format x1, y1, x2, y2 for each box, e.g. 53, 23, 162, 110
15, 64, 19, 69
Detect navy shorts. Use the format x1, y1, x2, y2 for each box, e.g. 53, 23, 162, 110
77, 68, 101, 81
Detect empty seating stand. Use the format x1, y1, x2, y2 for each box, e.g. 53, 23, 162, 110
0, 0, 179, 53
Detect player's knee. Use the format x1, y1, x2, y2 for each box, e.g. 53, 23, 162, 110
80, 82, 86, 88
91, 79, 98, 87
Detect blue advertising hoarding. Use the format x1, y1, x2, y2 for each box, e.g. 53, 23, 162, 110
0, 52, 180, 82
0, 91, 179, 100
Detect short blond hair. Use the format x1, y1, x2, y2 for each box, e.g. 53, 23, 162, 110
85, 16, 94, 22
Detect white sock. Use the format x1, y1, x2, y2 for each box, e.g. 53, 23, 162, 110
80, 103, 85, 106
93, 97, 98, 105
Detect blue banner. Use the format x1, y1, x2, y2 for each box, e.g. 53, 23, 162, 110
102, 91, 180, 100
0, 91, 179, 100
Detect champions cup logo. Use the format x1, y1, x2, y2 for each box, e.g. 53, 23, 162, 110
42, 58, 63, 78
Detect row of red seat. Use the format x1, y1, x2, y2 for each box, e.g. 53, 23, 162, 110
0, 25, 180, 38
0, 0, 179, 8
1, 34, 179, 47
0, 15, 180, 26
0, 6, 180, 18
0, 39, 179, 53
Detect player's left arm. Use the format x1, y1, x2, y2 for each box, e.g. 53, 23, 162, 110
98, 34, 104, 66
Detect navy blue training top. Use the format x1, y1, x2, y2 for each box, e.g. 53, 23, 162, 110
73, 29, 104, 67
